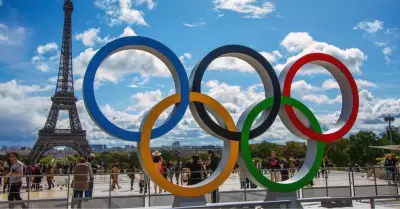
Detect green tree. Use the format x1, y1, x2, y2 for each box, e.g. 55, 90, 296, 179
250, 141, 283, 159
282, 141, 306, 158
325, 138, 350, 167
348, 131, 381, 166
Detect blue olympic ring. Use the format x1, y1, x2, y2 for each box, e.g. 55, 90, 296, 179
83, 36, 190, 141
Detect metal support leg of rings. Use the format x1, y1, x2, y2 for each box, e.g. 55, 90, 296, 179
172, 195, 207, 207
264, 190, 302, 209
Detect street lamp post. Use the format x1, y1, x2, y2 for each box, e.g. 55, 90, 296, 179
384, 115, 395, 144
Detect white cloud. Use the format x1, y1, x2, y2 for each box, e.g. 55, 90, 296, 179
208, 32, 366, 75
31, 42, 59, 72
375, 42, 388, 47
292, 80, 314, 93
48, 77, 58, 83
383, 46, 392, 64
128, 90, 162, 111
72, 26, 170, 86
75, 28, 111, 47
120, 26, 137, 36
37, 42, 58, 55
280, 32, 314, 53
277, 32, 367, 75
94, 0, 149, 26
0, 80, 52, 99
127, 76, 149, 88
213, 0, 275, 18
183, 22, 206, 28
75, 26, 137, 48
322, 78, 377, 90
73, 46, 170, 85
179, 53, 192, 63
208, 50, 282, 72
0, 0, 3, 7
353, 20, 384, 34
0, 77, 399, 147
136, 0, 156, 10
302, 94, 342, 104
0, 24, 26, 45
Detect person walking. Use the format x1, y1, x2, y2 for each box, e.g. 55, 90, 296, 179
127, 164, 136, 191
84, 155, 94, 198
207, 150, 220, 203
6, 152, 27, 209
71, 157, 90, 209
110, 163, 121, 190
46, 166, 55, 190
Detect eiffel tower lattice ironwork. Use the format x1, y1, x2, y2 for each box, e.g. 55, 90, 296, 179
29, 0, 91, 163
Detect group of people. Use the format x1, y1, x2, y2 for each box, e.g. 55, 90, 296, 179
147, 149, 220, 202
0, 153, 96, 209
244, 151, 331, 187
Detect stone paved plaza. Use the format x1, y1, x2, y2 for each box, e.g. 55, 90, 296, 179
0, 170, 398, 208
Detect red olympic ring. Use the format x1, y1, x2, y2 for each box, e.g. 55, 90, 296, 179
282, 53, 359, 143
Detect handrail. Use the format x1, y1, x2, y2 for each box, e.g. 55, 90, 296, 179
174, 200, 292, 209
177, 195, 400, 209
297, 195, 400, 202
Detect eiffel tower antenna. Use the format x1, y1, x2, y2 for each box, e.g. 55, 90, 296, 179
29, 0, 91, 164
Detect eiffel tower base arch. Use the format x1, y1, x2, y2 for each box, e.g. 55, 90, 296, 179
29, 131, 91, 164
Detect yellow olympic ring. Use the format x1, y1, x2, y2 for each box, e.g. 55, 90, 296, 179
138, 92, 239, 197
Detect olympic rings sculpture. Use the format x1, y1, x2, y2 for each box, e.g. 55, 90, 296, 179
82, 36, 359, 196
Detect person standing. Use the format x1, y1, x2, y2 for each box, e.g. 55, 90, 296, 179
321, 158, 329, 179
138, 169, 148, 194
280, 157, 291, 181
385, 155, 396, 182
266, 151, 280, 182
32, 164, 42, 191
208, 150, 220, 203
71, 157, 90, 209
6, 152, 27, 209
152, 150, 163, 193
168, 162, 175, 183
174, 161, 181, 185
0, 162, 4, 189
185, 155, 204, 185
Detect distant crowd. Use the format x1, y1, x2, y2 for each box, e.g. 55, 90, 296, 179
0, 150, 340, 208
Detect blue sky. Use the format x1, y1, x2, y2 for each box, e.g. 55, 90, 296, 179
0, 0, 399, 148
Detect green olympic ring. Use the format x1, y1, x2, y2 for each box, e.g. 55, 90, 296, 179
240, 96, 325, 192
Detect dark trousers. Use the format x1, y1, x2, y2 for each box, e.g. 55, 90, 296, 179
139, 180, 148, 193
211, 188, 219, 203
47, 181, 54, 190
175, 173, 180, 185
73, 190, 84, 208
25, 177, 30, 188
3, 183, 9, 193
130, 178, 134, 189
85, 181, 94, 197
8, 183, 27, 209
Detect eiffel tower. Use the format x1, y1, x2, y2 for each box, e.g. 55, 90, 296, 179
29, 0, 91, 164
